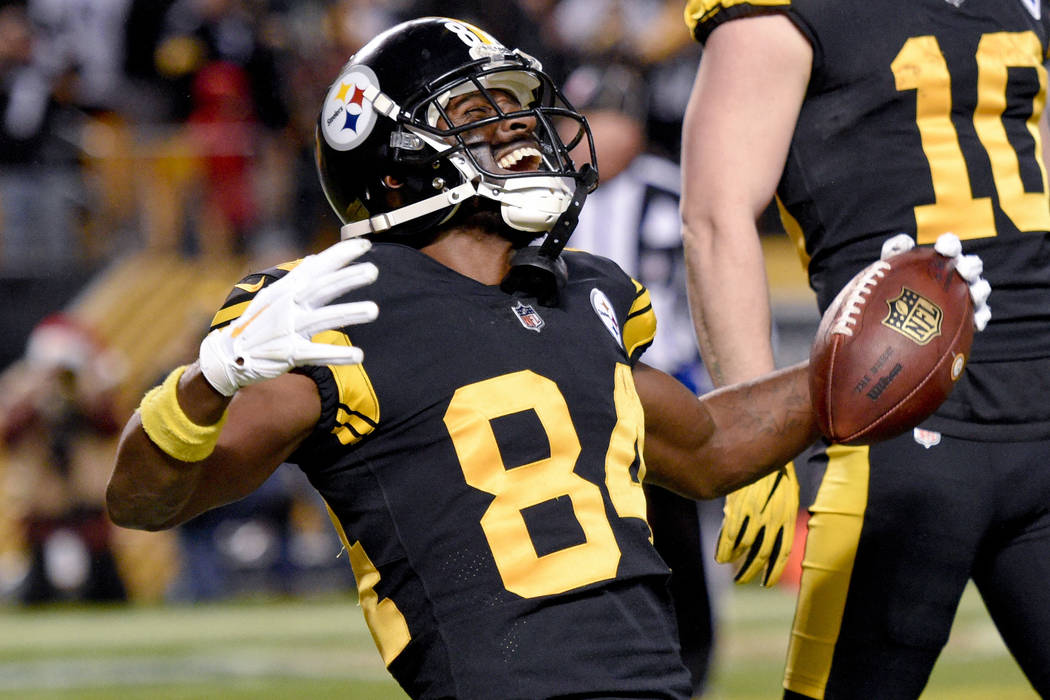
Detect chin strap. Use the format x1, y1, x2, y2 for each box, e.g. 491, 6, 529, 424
341, 181, 477, 239
500, 164, 598, 306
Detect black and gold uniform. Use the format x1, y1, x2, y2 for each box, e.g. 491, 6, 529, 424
210, 242, 693, 699
688, 0, 1050, 697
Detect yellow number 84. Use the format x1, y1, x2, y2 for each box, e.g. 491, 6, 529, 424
443, 366, 648, 599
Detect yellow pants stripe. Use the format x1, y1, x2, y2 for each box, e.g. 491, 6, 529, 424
784, 444, 870, 698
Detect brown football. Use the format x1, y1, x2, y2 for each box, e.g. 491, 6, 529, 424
809, 247, 974, 445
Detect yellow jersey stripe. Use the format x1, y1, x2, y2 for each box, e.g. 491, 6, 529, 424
324, 503, 411, 666
775, 195, 811, 268
210, 300, 250, 329
623, 280, 657, 359
685, 0, 791, 40
313, 329, 380, 445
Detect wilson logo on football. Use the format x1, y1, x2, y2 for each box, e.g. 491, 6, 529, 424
882, 287, 942, 345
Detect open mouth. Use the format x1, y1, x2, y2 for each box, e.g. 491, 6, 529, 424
496, 145, 543, 172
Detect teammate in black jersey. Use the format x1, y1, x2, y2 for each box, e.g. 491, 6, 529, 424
681, 0, 1050, 697
106, 16, 979, 699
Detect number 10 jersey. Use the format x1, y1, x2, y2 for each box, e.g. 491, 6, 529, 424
689, 0, 1050, 438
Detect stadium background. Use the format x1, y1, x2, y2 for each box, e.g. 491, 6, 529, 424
0, 0, 1035, 697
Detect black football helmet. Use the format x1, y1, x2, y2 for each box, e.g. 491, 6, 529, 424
315, 17, 597, 253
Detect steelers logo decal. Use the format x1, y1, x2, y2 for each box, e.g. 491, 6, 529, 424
322, 66, 379, 152
591, 288, 624, 349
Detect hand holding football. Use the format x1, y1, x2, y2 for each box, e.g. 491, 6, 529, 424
809, 246, 975, 444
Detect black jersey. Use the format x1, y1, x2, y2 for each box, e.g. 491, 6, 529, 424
209, 242, 692, 699
688, 0, 1050, 438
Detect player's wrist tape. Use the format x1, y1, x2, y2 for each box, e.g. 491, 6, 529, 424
139, 365, 228, 462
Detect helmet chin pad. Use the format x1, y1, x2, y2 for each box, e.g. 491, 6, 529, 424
484, 175, 576, 233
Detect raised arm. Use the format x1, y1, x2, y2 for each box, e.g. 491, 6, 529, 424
680, 14, 812, 385
107, 239, 379, 531
107, 367, 320, 530
637, 231, 992, 500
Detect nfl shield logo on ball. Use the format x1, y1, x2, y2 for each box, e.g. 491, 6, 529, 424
883, 287, 942, 345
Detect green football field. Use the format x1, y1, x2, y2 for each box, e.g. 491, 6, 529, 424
0, 583, 1036, 699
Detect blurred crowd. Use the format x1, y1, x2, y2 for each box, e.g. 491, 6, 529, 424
0, 0, 711, 606
0, 0, 699, 280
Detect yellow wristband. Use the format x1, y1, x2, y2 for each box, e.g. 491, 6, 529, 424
139, 365, 228, 462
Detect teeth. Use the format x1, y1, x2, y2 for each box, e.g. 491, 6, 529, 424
498, 146, 541, 169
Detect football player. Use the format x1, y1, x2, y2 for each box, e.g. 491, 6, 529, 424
107, 16, 982, 699
680, 0, 1050, 698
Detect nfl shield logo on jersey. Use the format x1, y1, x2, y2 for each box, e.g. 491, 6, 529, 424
913, 427, 942, 449
512, 301, 545, 332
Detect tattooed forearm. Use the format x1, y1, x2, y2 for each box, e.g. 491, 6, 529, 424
700, 363, 820, 495
731, 368, 813, 437
636, 361, 820, 500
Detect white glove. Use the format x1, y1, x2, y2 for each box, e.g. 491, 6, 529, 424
199, 238, 379, 396
715, 463, 799, 587
879, 232, 916, 260
880, 232, 991, 332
